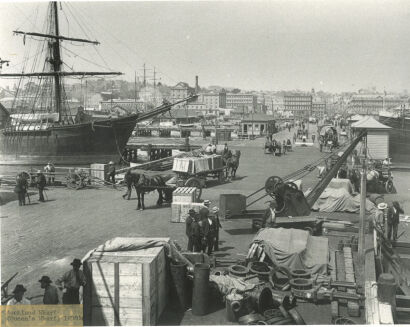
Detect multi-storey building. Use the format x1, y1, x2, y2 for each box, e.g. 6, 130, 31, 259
283, 94, 312, 119
348, 94, 404, 116
226, 93, 257, 114
170, 82, 194, 109
202, 92, 227, 110
312, 102, 327, 118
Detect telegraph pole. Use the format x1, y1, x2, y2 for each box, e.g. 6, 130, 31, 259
358, 133, 367, 262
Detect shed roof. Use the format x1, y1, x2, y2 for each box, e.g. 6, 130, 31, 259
348, 114, 364, 122
351, 116, 391, 130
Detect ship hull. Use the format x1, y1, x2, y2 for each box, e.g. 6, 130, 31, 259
0, 115, 138, 165
379, 115, 410, 163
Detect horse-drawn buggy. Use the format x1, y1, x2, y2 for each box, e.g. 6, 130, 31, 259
319, 125, 338, 152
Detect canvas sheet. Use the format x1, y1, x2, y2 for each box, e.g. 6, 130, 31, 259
252, 228, 328, 276
312, 187, 376, 213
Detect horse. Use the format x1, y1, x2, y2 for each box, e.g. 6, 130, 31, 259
135, 173, 173, 210
226, 150, 241, 179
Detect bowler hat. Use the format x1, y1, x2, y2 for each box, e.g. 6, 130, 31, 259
12, 284, 26, 294
203, 200, 210, 205
188, 209, 196, 214
377, 203, 388, 210
70, 258, 82, 266
38, 276, 52, 284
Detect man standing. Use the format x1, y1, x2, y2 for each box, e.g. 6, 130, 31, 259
39, 276, 59, 304
7, 284, 31, 305
44, 162, 55, 185
37, 170, 47, 202
185, 209, 196, 251
262, 200, 277, 228
107, 161, 116, 186
312, 134, 316, 143
211, 207, 222, 251
56, 259, 86, 304
199, 208, 216, 256
191, 214, 202, 252
14, 174, 26, 206
387, 201, 404, 242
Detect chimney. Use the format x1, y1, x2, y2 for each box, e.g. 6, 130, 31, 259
195, 76, 199, 93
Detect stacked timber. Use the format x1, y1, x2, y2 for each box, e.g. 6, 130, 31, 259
171, 187, 205, 223
83, 238, 169, 326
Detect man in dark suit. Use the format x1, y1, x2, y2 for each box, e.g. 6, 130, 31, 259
185, 209, 197, 251
37, 170, 47, 202
387, 201, 404, 241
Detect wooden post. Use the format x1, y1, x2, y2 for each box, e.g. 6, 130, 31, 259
358, 139, 367, 261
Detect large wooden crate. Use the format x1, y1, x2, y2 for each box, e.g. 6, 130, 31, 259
83, 239, 169, 326
171, 202, 206, 223
172, 187, 197, 203
90, 163, 109, 181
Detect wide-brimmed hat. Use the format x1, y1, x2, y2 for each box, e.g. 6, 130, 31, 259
38, 276, 52, 284
12, 284, 26, 294
212, 206, 219, 213
377, 203, 388, 210
188, 209, 196, 214
70, 258, 82, 266
108, 161, 114, 165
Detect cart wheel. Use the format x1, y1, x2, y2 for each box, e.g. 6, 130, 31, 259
385, 180, 394, 194
66, 173, 83, 190
265, 176, 283, 195
185, 177, 202, 200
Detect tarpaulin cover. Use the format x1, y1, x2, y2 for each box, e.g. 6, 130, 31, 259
252, 228, 328, 276
312, 181, 376, 213
210, 275, 257, 297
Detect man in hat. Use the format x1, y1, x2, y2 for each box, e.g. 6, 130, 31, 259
372, 202, 387, 233
56, 259, 86, 304
14, 173, 26, 206
39, 276, 59, 304
107, 161, 116, 186
185, 209, 197, 251
36, 170, 47, 202
211, 206, 222, 251
203, 200, 211, 208
387, 201, 404, 241
44, 162, 55, 185
205, 143, 213, 154
262, 199, 277, 228
199, 207, 216, 255
7, 284, 31, 305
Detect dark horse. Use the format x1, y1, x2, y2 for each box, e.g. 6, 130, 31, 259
226, 150, 241, 179
135, 173, 173, 210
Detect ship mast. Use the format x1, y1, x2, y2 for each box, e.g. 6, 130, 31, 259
0, 2, 122, 123
52, 1, 62, 121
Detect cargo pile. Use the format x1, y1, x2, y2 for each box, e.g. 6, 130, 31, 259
173, 154, 223, 174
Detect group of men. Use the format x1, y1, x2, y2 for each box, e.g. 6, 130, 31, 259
6, 259, 85, 306
14, 170, 47, 206
185, 201, 222, 256
373, 200, 404, 242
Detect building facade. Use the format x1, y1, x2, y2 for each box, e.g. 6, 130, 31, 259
283, 94, 312, 119
226, 93, 257, 113
170, 82, 194, 109
348, 95, 404, 116
312, 102, 327, 118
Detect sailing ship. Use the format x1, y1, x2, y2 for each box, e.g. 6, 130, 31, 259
0, 2, 194, 164
379, 103, 410, 163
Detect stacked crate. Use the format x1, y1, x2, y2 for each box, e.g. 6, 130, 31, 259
83, 237, 170, 326
171, 187, 205, 223
173, 155, 223, 174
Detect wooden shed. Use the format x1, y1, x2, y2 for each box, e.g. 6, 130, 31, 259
351, 116, 391, 160
83, 237, 170, 326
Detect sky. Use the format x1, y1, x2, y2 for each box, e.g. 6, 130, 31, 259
0, 0, 409, 93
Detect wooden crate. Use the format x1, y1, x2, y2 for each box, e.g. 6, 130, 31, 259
83, 239, 169, 326
172, 187, 197, 203
90, 163, 109, 181
171, 202, 206, 223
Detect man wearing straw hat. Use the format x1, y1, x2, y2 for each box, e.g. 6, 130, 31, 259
373, 202, 387, 233
56, 259, 86, 304
39, 275, 59, 304
36, 170, 47, 202
7, 284, 31, 305
387, 201, 404, 241
211, 206, 222, 251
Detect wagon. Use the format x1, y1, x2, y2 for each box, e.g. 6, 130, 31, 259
66, 169, 91, 190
